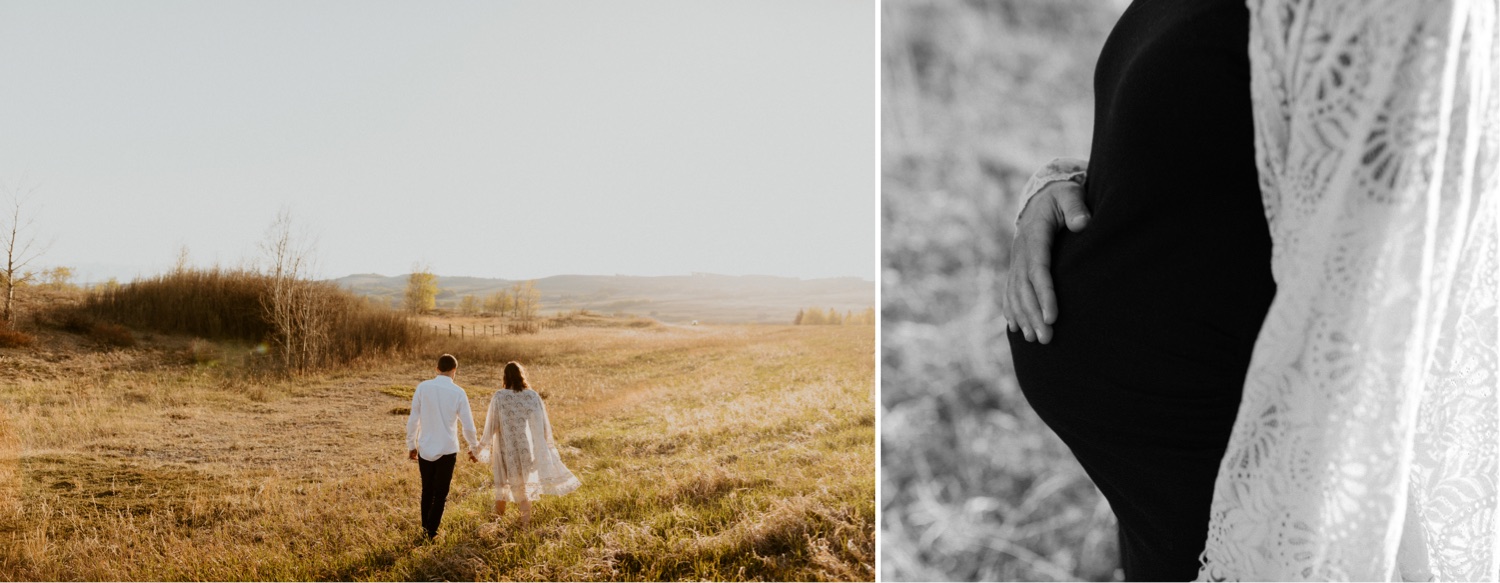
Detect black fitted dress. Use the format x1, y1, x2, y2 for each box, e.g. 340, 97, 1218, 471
1006, 0, 1276, 580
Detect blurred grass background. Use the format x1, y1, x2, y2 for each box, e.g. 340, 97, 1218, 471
880, 1, 1128, 580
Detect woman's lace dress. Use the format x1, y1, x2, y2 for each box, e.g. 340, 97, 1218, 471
1196, 0, 1500, 579
477, 389, 581, 502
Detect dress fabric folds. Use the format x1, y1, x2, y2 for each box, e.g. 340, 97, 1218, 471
478, 389, 582, 502
1198, 0, 1500, 579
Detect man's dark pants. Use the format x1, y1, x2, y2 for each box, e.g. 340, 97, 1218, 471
418, 453, 457, 538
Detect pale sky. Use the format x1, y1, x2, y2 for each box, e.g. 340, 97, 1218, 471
0, 0, 875, 283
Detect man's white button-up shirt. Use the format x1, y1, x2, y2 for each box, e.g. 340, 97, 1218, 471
405, 374, 480, 461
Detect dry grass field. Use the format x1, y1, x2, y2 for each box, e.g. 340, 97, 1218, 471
0, 319, 873, 580
881, 1, 1125, 580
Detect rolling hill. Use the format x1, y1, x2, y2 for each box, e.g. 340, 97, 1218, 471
331, 272, 874, 324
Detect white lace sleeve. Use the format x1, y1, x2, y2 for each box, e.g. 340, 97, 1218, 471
1015, 157, 1088, 224
1199, 0, 1500, 580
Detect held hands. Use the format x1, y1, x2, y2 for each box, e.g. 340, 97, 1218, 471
406, 449, 479, 463
1003, 180, 1091, 344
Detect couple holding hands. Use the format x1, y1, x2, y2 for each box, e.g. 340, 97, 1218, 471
404, 354, 581, 540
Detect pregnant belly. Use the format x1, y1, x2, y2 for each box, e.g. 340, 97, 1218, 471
1007, 319, 1246, 451
1006, 228, 1273, 447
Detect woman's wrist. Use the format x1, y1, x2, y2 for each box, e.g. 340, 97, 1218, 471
1017, 157, 1088, 225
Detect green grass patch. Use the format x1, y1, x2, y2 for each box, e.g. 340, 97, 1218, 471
376, 385, 414, 400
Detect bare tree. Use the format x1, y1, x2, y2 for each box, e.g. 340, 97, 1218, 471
260, 209, 329, 373
0, 182, 49, 321
509, 281, 524, 318
516, 280, 541, 322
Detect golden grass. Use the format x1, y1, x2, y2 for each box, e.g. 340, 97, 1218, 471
1, 405, 19, 523
74, 268, 425, 369
0, 322, 873, 581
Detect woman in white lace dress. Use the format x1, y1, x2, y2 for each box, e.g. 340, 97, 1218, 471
478, 361, 581, 523
1003, 0, 1497, 579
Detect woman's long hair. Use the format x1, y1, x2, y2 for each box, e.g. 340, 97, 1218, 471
502, 361, 529, 391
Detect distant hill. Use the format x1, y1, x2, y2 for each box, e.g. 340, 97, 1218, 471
331, 273, 875, 324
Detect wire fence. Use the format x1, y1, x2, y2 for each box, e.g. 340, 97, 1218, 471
427, 320, 553, 338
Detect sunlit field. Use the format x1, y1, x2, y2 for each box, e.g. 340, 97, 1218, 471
881, 1, 1125, 580
0, 315, 873, 580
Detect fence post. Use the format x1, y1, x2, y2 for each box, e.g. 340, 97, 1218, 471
448, 324, 452, 337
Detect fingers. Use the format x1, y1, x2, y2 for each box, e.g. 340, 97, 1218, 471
1007, 287, 1024, 340
1025, 227, 1058, 326
1052, 183, 1091, 232
1019, 223, 1055, 337
1030, 264, 1058, 330
1016, 276, 1050, 344
1002, 266, 1016, 332
1011, 276, 1037, 342
1002, 240, 1025, 336
1007, 183, 1084, 343
1004, 229, 1057, 344
1008, 265, 1039, 342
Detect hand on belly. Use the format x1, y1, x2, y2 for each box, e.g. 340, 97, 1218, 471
1003, 180, 1091, 344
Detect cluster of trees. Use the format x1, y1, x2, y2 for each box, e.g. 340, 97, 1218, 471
458, 280, 541, 320
91, 277, 122, 293
794, 306, 876, 325
5, 266, 78, 293
41, 266, 74, 289
404, 268, 542, 322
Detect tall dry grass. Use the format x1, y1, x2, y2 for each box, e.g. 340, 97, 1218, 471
882, 1, 1125, 581
0, 319, 31, 348
0, 323, 873, 581
74, 267, 424, 370
81, 268, 270, 340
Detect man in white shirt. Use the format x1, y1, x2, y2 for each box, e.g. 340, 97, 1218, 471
405, 353, 480, 540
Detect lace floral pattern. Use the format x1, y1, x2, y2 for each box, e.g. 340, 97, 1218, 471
1198, 0, 1500, 579
478, 389, 582, 502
